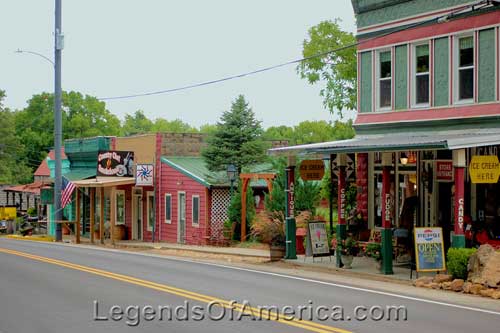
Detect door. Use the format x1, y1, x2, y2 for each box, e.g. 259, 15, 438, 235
132, 194, 143, 241
178, 192, 186, 244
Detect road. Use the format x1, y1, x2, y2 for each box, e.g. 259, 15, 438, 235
0, 238, 499, 333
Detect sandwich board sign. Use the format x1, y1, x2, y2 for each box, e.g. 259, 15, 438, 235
306, 221, 330, 258
414, 227, 446, 272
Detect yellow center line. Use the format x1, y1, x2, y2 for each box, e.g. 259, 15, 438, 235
0, 247, 352, 333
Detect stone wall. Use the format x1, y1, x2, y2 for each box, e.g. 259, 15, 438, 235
160, 133, 207, 157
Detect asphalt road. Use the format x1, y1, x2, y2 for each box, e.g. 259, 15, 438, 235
0, 238, 499, 333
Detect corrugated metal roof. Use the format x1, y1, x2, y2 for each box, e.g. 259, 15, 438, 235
269, 129, 500, 155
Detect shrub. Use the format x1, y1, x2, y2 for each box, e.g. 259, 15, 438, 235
447, 248, 477, 280
250, 211, 285, 246
364, 242, 382, 261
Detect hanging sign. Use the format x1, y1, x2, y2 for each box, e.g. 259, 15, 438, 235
414, 227, 446, 272
299, 160, 325, 181
436, 161, 453, 182
469, 155, 500, 184
307, 221, 330, 257
97, 151, 134, 177
135, 164, 154, 186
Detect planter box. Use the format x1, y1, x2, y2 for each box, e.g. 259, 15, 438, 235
270, 245, 285, 261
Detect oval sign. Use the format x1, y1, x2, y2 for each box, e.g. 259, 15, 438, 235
299, 160, 325, 181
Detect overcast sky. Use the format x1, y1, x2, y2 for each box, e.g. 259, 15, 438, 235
1, 0, 356, 128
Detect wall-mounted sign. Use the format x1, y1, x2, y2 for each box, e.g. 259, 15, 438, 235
307, 222, 330, 257
136, 164, 154, 186
299, 160, 325, 181
97, 151, 134, 177
469, 155, 500, 184
414, 227, 446, 272
331, 154, 355, 180
436, 161, 453, 182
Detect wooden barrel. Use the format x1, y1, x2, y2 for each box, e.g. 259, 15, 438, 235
113, 224, 126, 240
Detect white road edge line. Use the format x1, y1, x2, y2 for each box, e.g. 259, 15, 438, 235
3, 238, 500, 316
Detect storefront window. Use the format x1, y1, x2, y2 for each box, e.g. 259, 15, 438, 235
116, 191, 125, 225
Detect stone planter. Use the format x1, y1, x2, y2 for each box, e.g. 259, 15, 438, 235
270, 245, 286, 261
341, 255, 354, 269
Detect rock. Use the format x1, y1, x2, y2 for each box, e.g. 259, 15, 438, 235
480, 289, 495, 298
463, 282, 473, 293
469, 283, 486, 295
434, 274, 453, 284
441, 281, 452, 290
414, 276, 433, 287
491, 291, 500, 300
423, 282, 440, 289
467, 244, 500, 288
450, 279, 464, 292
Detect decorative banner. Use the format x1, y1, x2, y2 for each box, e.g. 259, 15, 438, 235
331, 153, 355, 180
469, 155, 500, 184
97, 151, 134, 177
436, 161, 453, 182
299, 160, 325, 181
414, 227, 446, 272
307, 222, 330, 257
135, 164, 154, 186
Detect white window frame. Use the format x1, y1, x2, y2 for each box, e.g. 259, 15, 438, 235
412, 42, 431, 108
115, 190, 126, 225
376, 49, 393, 111
192, 195, 200, 227
453, 33, 475, 104
164, 193, 172, 224
146, 191, 154, 231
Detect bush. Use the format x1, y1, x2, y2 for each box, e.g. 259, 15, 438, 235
447, 248, 477, 280
250, 211, 285, 245
364, 242, 382, 261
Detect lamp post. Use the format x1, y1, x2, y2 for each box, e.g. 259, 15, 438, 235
226, 164, 237, 197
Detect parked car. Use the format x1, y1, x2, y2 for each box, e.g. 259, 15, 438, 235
0, 220, 7, 234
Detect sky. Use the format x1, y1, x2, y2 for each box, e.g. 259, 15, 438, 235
1, 0, 356, 129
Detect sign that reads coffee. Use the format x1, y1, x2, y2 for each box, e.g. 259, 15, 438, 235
299, 160, 325, 181
97, 151, 134, 177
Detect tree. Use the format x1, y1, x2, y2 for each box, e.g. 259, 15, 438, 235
202, 95, 267, 173
263, 125, 294, 142
198, 123, 218, 135
0, 91, 32, 184
152, 118, 197, 133
297, 19, 357, 116
15, 91, 122, 163
122, 110, 153, 136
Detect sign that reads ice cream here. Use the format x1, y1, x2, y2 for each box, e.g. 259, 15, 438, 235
97, 151, 134, 177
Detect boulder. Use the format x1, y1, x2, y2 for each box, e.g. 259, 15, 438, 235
441, 281, 452, 290
469, 284, 486, 295
491, 291, 500, 300
463, 282, 473, 293
414, 276, 433, 287
450, 279, 464, 292
467, 245, 500, 288
434, 274, 453, 284
423, 282, 440, 289
480, 289, 495, 298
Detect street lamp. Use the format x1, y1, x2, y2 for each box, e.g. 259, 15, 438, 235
400, 152, 409, 165
15, 49, 55, 67
226, 164, 237, 196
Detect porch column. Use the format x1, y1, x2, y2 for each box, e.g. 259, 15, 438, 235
75, 188, 81, 244
110, 186, 116, 246
284, 156, 297, 259
100, 187, 104, 244
452, 149, 466, 248
381, 152, 394, 275
336, 154, 347, 268
90, 188, 95, 244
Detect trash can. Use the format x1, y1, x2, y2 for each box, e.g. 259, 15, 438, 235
296, 227, 306, 255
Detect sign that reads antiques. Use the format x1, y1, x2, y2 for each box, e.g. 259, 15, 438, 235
135, 164, 154, 186
469, 155, 500, 184
436, 161, 453, 182
299, 160, 325, 181
414, 227, 446, 272
307, 222, 330, 257
97, 151, 134, 177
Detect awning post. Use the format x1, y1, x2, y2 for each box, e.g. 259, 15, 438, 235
381, 152, 394, 275
285, 156, 297, 260
336, 154, 347, 268
452, 149, 466, 248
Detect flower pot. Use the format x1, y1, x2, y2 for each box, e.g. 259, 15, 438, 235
341, 255, 354, 269
270, 245, 286, 261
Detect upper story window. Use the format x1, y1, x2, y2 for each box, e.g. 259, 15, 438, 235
413, 44, 430, 106
455, 35, 474, 102
377, 50, 392, 110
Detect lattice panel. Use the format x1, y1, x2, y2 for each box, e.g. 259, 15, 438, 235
210, 189, 231, 240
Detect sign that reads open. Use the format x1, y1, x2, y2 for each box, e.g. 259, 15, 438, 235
299, 160, 325, 181
414, 227, 446, 272
469, 155, 500, 184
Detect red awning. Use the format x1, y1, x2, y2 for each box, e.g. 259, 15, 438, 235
4, 181, 49, 196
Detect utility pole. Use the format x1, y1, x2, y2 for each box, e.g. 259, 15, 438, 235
54, 0, 64, 241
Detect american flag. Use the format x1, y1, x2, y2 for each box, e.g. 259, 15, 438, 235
61, 176, 76, 208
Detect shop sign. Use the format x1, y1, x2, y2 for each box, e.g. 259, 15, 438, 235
469, 155, 500, 184
135, 164, 154, 186
307, 222, 330, 257
339, 187, 346, 222
436, 161, 453, 182
299, 160, 325, 181
414, 227, 446, 272
384, 193, 391, 224
97, 151, 134, 177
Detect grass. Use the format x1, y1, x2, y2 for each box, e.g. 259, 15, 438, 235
233, 239, 269, 250
6, 234, 55, 242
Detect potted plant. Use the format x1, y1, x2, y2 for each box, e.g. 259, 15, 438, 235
251, 211, 286, 261
337, 235, 359, 269
364, 242, 382, 270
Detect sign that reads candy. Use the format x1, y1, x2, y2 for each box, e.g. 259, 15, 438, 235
414, 227, 446, 272
97, 151, 134, 177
